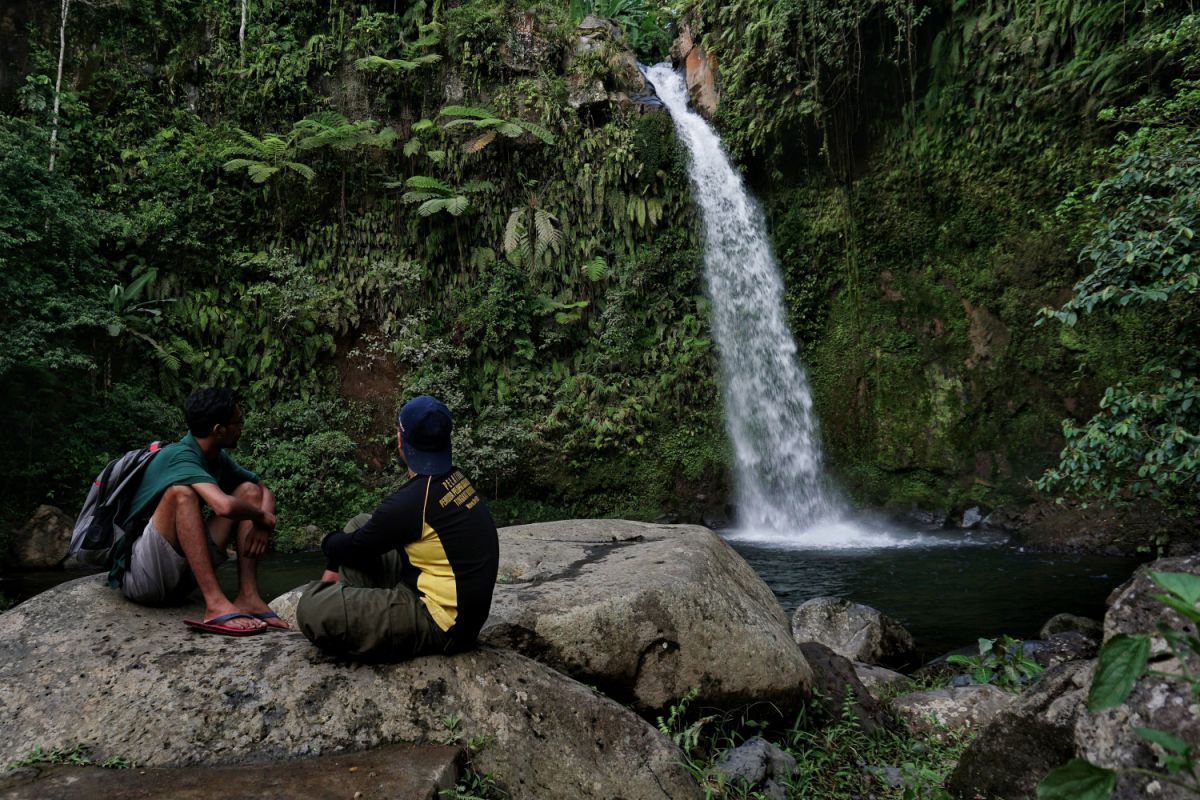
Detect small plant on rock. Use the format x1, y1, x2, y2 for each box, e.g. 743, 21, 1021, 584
946, 635, 1043, 689
1037, 571, 1200, 799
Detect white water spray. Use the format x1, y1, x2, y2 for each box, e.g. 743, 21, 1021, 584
647, 64, 845, 536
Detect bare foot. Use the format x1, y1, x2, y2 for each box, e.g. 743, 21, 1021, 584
204, 601, 266, 632
235, 595, 290, 629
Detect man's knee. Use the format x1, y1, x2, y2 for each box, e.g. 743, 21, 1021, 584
157, 485, 199, 517
233, 481, 263, 504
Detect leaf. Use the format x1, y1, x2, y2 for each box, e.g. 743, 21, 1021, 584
514, 119, 556, 145
1135, 727, 1191, 755
403, 139, 422, 157
465, 130, 497, 153
412, 119, 435, 132
1150, 571, 1200, 606
445, 195, 469, 216
405, 175, 453, 194
1036, 759, 1116, 800
417, 199, 449, 217
1088, 634, 1150, 711
440, 105, 493, 119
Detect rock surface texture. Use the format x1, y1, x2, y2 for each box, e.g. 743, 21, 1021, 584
0, 576, 701, 800
796, 642, 895, 735
670, 24, 718, 117
790, 596, 916, 667
891, 685, 1016, 736
712, 736, 796, 800
0, 743, 461, 800
480, 520, 813, 714
946, 661, 1091, 799
16, 505, 73, 568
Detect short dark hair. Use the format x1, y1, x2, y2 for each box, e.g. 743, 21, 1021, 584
184, 388, 240, 437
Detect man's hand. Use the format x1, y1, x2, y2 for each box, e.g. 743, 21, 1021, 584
258, 509, 277, 531
243, 527, 270, 558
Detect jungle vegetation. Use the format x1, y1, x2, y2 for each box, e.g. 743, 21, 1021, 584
0, 0, 1196, 554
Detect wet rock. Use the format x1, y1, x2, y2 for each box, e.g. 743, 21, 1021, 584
0, 743, 461, 800
18, 505, 73, 569
482, 520, 812, 715
960, 506, 983, 529
501, 12, 557, 73
947, 660, 1091, 800
903, 504, 949, 528
712, 736, 795, 800
1039, 612, 1102, 641
567, 76, 608, 111
1025, 631, 1099, 669
0, 576, 701, 800
892, 685, 1016, 736
790, 597, 916, 667
797, 642, 896, 735
670, 23, 718, 117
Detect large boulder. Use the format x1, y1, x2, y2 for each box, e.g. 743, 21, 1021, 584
891, 685, 1016, 736
1104, 554, 1200, 653
947, 660, 1092, 799
0, 576, 701, 800
790, 597, 916, 667
480, 520, 813, 714
796, 642, 895, 735
16, 505, 73, 568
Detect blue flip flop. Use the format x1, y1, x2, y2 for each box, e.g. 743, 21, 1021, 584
184, 612, 267, 636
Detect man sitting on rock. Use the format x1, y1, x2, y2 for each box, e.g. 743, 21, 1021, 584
117, 387, 285, 635
297, 395, 499, 660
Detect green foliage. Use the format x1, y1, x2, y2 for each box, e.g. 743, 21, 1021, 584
9, 745, 133, 770
569, 0, 676, 60
240, 399, 378, 552
945, 635, 1044, 689
1039, 131, 1200, 505
657, 687, 969, 799
1040, 570, 1200, 799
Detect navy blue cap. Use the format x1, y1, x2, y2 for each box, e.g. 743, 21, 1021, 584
397, 395, 453, 475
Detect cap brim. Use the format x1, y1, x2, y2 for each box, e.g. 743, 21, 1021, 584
402, 441, 453, 475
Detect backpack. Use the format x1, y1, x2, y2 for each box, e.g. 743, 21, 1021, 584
66, 442, 162, 570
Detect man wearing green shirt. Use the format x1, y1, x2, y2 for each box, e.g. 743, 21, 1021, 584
119, 388, 284, 635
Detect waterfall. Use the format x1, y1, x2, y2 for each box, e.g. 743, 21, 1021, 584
645, 64, 842, 535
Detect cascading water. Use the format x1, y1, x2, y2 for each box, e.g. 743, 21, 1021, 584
646, 64, 917, 547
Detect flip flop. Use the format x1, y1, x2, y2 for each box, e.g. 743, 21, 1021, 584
184, 612, 267, 637
251, 611, 290, 630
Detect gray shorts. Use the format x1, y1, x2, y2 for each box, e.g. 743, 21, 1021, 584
121, 520, 229, 606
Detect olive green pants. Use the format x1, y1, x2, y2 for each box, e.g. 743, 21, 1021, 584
296, 514, 451, 660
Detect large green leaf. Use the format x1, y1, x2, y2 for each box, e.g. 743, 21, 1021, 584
1135, 726, 1190, 755
1150, 571, 1200, 607
1088, 633, 1150, 711
1037, 759, 1116, 800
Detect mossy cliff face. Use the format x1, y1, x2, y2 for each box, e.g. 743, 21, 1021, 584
685, 0, 1194, 513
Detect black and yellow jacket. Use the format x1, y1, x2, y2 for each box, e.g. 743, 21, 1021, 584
322, 468, 499, 645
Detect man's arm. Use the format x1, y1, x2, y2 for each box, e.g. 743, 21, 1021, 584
191, 482, 276, 530
322, 485, 422, 571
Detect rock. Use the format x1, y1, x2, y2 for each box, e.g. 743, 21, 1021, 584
797, 642, 896, 735
0, 576, 701, 800
1026, 631, 1099, 669
1075, 654, 1200, 800
17, 505, 73, 568
790, 597, 916, 667
891, 685, 1016, 736
481, 520, 812, 714
901, 504, 949, 528
268, 586, 304, 627
1104, 554, 1200, 655
947, 661, 1091, 800
712, 736, 796, 800
0, 743, 461, 800
670, 24, 718, 117
852, 662, 911, 698
567, 76, 608, 111
1039, 612, 1103, 641
700, 511, 729, 530
960, 506, 983, 529
501, 12, 556, 73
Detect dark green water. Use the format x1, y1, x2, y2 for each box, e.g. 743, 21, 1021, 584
725, 534, 1144, 658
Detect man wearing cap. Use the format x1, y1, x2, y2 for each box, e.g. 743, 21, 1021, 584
295, 395, 500, 660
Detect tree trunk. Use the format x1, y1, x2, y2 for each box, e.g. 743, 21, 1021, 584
48, 0, 70, 173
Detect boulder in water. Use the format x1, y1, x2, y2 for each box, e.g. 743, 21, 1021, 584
17, 505, 73, 569
0, 576, 700, 800
790, 597, 916, 667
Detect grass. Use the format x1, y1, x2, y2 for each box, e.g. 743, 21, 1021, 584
8, 745, 133, 770
659, 689, 973, 800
